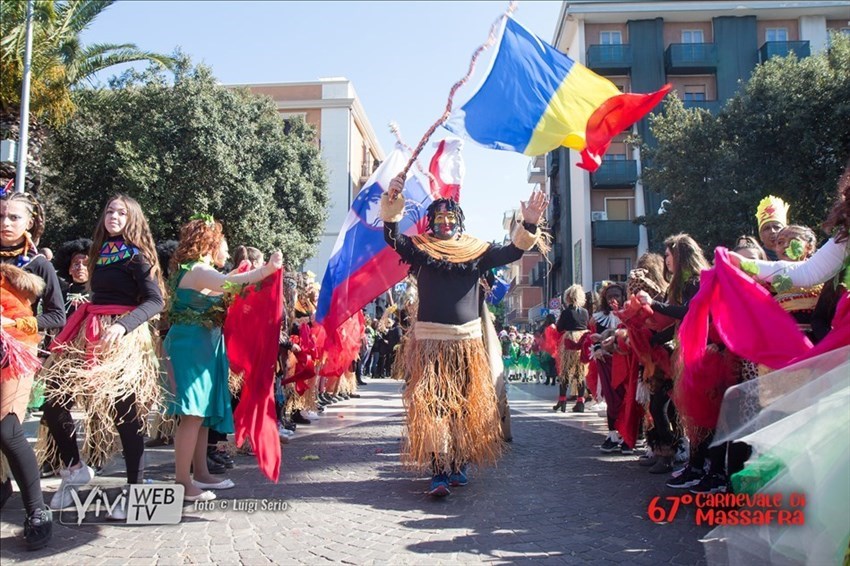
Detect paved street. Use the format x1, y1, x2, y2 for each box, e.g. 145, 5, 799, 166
1, 379, 712, 564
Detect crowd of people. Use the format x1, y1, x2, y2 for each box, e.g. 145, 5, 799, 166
1, 155, 847, 550
534, 158, 850, 502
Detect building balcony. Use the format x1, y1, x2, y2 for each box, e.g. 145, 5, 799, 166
592, 220, 640, 248
590, 159, 638, 189
759, 41, 810, 63
586, 44, 632, 76
664, 43, 717, 74
527, 156, 545, 184
683, 99, 722, 113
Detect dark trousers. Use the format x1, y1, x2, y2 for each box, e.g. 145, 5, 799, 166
0, 414, 45, 514
42, 394, 146, 484
649, 385, 678, 449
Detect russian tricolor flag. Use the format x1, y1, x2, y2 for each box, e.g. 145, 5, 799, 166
445, 17, 670, 171
316, 145, 435, 333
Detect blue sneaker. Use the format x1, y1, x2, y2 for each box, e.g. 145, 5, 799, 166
428, 474, 451, 497
449, 466, 468, 487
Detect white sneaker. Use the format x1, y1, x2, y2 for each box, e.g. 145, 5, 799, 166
50, 464, 95, 510
595, 401, 608, 417
305, 411, 320, 420
106, 500, 127, 521
277, 425, 295, 439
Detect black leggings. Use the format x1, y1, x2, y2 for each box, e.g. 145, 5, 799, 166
649, 387, 679, 449
0, 414, 45, 515
42, 395, 146, 484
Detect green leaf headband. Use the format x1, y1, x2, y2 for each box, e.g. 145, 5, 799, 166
189, 212, 215, 226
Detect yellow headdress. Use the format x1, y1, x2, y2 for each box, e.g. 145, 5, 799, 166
755, 195, 789, 230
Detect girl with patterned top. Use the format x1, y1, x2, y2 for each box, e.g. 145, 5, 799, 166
40, 195, 165, 519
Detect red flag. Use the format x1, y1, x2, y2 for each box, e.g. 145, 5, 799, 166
225, 271, 283, 482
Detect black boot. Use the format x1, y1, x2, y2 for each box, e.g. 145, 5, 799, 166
552, 401, 563, 412
24, 507, 52, 551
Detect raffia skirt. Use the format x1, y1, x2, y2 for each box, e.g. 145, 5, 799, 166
558, 331, 587, 388
401, 320, 502, 474
36, 314, 162, 469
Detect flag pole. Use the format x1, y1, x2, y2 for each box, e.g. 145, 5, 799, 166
398, 1, 517, 179
15, 0, 35, 194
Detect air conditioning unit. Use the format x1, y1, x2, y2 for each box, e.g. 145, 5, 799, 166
591, 211, 608, 221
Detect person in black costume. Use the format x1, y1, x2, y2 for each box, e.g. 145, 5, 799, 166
382, 173, 547, 497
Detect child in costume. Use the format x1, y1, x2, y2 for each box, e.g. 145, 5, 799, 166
40, 194, 164, 519
163, 217, 283, 502
0, 191, 65, 549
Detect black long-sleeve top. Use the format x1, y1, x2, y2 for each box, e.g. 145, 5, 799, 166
90, 251, 163, 333
384, 222, 534, 326
556, 305, 589, 332
0, 252, 66, 331
650, 278, 699, 346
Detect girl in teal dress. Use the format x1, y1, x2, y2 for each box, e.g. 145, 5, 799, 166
163, 217, 282, 502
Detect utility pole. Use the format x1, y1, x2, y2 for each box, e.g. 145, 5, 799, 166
15, 0, 35, 193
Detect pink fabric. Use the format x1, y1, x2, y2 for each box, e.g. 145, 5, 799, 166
50, 303, 134, 352
679, 248, 812, 371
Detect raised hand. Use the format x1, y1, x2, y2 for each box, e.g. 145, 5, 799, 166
387, 174, 405, 202
267, 250, 284, 272
520, 189, 549, 225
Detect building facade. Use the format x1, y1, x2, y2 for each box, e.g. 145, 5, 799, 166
501, 206, 546, 330
543, 0, 850, 298
231, 78, 385, 279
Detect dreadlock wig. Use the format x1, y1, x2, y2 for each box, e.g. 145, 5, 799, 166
426, 198, 466, 234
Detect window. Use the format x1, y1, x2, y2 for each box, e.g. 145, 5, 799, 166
683, 85, 707, 101
603, 154, 627, 161
600, 31, 622, 45
766, 27, 788, 42
681, 30, 705, 43
605, 198, 632, 220
608, 258, 632, 283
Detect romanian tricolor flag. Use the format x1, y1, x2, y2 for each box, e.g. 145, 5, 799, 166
445, 17, 671, 171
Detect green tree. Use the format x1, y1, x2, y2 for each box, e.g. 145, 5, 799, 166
639, 33, 850, 251
1, 0, 174, 190
42, 57, 329, 268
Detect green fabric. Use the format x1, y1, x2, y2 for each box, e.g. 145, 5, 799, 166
163, 266, 233, 432
730, 452, 786, 495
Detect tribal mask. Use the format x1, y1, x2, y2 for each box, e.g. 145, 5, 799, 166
426, 199, 465, 240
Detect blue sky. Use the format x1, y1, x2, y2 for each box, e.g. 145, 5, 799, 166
81, 1, 563, 243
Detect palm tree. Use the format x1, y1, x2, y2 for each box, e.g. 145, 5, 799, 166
0, 0, 175, 191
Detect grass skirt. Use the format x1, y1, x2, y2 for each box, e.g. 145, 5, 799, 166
401, 321, 502, 474
37, 314, 161, 469
558, 331, 587, 388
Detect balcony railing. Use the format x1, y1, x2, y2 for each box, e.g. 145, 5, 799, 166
527, 159, 545, 184
586, 44, 632, 75
590, 159, 638, 189
759, 41, 810, 63
592, 220, 640, 248
665, 43, 718, 74
683, 99, 722, 113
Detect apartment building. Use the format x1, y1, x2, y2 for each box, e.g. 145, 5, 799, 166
501, 208, 546, 330
542, 0, 850, 298
231, 78, 385, 279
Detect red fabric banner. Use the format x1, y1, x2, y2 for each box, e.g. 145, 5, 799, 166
225, 271, 284, 482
